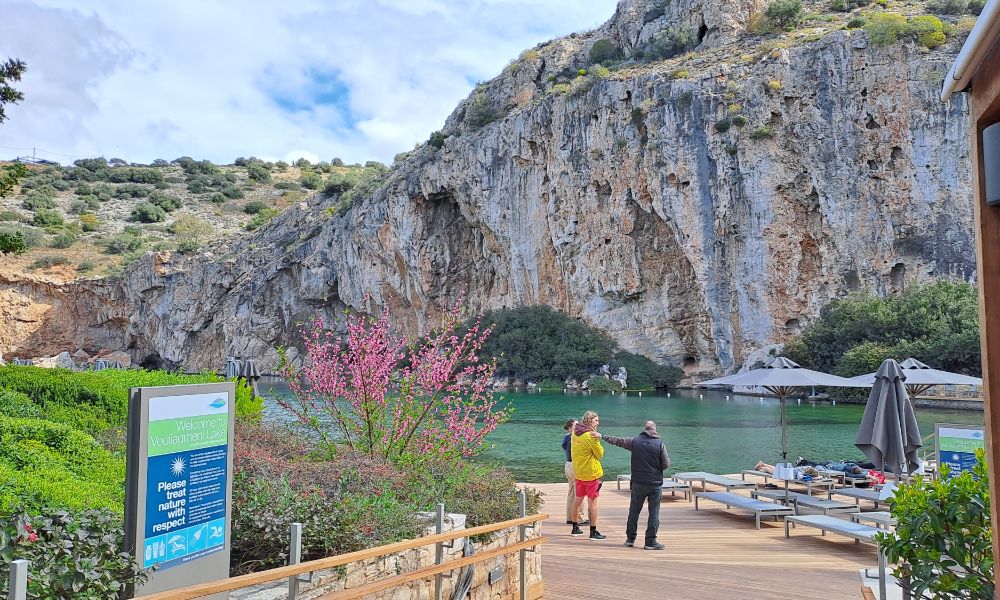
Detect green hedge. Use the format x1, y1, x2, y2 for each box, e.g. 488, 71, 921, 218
0, 416, 125, 513
0, 366, 262, 433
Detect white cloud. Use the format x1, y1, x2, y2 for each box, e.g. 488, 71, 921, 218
0, 0, 618, 165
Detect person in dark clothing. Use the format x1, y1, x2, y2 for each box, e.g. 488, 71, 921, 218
600, 421, 671, 550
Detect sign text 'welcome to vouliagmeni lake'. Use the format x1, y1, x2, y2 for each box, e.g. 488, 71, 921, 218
142, 392, 230, 570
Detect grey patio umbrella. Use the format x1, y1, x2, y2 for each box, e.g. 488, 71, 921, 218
698, 357, 861, 463
224, 356, 240, 379
855, 359, 922, 475
239, 358, 261, 398
848, 357, 982, 399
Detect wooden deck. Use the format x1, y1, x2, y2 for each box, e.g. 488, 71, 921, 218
534, 481, 874, 600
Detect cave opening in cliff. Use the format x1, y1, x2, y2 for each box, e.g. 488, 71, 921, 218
683, 356, 698, 368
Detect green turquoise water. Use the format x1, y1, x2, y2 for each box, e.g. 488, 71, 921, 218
478, 389, 983, 482
261, 384, 983, 483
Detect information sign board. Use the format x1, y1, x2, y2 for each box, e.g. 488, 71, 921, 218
935, 423, 986, 479
125, 383, 234, 598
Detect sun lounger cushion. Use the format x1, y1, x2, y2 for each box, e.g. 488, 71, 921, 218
784, 515, 880, 543
753, 490, 857, 514
694, 491, 794, 528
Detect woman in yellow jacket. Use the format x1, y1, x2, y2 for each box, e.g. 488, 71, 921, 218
570, 411, 606, 540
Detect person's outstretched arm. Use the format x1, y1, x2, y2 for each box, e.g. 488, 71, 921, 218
660, 443, 671, 470
600, 434, 634, 451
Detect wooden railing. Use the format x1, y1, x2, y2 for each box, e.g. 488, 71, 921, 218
136, 513, 549, 600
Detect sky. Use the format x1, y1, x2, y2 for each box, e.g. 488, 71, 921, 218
0, 0, 618, 166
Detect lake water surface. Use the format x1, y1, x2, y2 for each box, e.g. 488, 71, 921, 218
261, 384, 983, 483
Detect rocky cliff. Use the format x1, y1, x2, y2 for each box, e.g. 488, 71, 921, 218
0, 0, 976, 375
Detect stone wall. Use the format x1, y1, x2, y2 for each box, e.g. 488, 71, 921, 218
236, 514, 542, 600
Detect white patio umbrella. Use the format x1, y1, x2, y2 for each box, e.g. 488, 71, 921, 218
698, 357, 863, 463
847, 357, 982, 400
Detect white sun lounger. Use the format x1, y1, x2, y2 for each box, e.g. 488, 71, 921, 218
752, 489, 858, 516
694, 491, 794, 529
827, 487, 884, 508
741, 469, 774, 482
785, 515, 888, 600
673, 472, 757, 492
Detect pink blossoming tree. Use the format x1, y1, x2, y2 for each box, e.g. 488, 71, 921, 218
279, 301, 508, 464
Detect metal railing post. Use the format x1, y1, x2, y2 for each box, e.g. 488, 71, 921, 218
434, 502, 445, 600
519, 490, 527, 600
7, 559, 28, 600
288, 522, 303, 600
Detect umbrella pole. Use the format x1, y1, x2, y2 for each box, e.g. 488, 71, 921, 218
780, 393, 788, 463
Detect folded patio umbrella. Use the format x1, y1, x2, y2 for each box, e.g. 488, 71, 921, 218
224, 356, 240, 379
239, 358, 261, 398
93, 359, 110, 371
698, 357, 861, 462
855, 359, 922, 475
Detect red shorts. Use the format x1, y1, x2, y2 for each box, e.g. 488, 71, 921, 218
575, 478, 602, 499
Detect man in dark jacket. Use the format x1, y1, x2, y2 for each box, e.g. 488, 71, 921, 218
599, 421, 671, 550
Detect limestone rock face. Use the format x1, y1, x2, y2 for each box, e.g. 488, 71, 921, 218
0, 1, 976, 375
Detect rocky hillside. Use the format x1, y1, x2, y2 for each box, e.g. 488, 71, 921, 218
0, 0, 981, 375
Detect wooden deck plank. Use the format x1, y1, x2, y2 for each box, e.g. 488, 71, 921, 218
534, 481, 873, 600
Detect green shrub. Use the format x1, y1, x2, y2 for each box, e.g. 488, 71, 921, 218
926, 0, 968, 13
0, 507, 149, 598
878, 450, 993, 599
865, 13, 909, 45
337, 163, 389, 210
243, 199, 267, 214
50, 231, 76, 249
633, 25, 696, 61
246, 207, 280, 230
750, 125, 775, 139
148, 190, 181, 212
670, 68, 689, 79
968, 0, 985, 13
221, 184, 244, 199
0, 231, 26, 255
246, 162, 271, 182
79, 213, 100, 232
187, 178, 208, 193
0, 210, 20, 222
428, 130, 448, 149
906, 15, 947, 48
104, 232, 143, 255
274, 181, 300, 191
831, 0, 871, 10
113, 183, 149, 199
846, 16, 867, 28
28, 255, 70, 270
171, 214, 213, 253
208, 192, 226, 204
464, 92, 498, 129
21, 192, 55, 212
131, 202, 165, 223
77, 259, 96, 273
0, 416, 125, 512
589, 38, 623, 64
323, 171, 357, 195
586, 377, 622, 393
715, 117, 732, 133
300, 171, 322, 190
32, 208, 63, 227
731, 114, 749, 126
106, 166, 163, 185
765, 0, 804, 30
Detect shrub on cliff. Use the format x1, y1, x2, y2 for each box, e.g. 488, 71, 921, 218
633, 25, 696, 61
130, 201, 165, 223
783, 280, 981, 377
464, 92, 498, 130
764, 0, 804, 30
926, 0, 968, 13
0, 231, 26, 255
589, 38, 623, 64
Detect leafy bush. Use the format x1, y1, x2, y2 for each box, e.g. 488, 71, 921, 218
731, 114, 749, 127
714, 117, 732, 133
765, 0, 804, 30
243, 199, 267, 214
131, 202, 165, 223
299, 171, 322, 190
21, 192, 55, 212
611, 351, 683, 390
323, 170, 356, 195
0, 508, 149, 598
831, 0, 871, 10
968, 0, 985, 13
31, 208, 63, 227
750, 125, 775, 139
246, 162, 271, 183
245, 207, 279, 230
784, 280, 980, 376
633, 25, 696, 61
49, 231, 76, 249
0, 231, 26, 255
907, 15, 946, 48
0, 416, 125, 512
106, 166, 163, 185
0, 210, 20, 222
28, 255, 70, 270
586, 376, 622, 393
221, 184, 244, 199
878, 450, 993, 599
113, 183, 149, 199
171, 214, 213, 253
589, 38, 623, 64
79, 213, 99, 232
846, 16, 867, 28
104, 231, 143, 255
926, 0, 968, 13
148, 190, 181, 212
464, 92, 498, 129
865, 13, 910, 45
428, 130, 448, 149
337, 163, 389, 210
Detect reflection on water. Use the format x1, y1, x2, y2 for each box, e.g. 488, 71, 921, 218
261, 383, 983, 483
